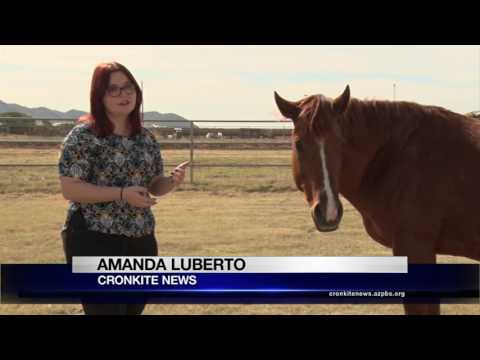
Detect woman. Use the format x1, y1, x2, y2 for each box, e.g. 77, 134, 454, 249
58, 62, 188, 315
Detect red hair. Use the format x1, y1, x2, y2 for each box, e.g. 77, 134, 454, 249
79, 62, 143, 137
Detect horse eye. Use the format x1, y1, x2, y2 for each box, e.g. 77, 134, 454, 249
295, 140, 304, 152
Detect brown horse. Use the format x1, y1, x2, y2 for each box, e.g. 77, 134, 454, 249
274, 86, 480, 315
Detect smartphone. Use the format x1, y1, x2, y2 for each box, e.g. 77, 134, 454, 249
177, 161, 191, 169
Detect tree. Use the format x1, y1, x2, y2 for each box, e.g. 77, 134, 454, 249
0, 113, 35, 134
0, 112, 31, 118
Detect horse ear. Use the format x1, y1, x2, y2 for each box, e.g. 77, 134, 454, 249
274, 91, 301, 121
333, 85, 350, 114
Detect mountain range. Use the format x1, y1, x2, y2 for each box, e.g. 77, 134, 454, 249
0, 99, 188, 122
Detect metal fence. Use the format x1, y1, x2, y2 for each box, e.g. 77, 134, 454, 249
0, 118, 294, 185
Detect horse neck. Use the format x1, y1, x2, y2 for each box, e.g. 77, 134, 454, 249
337, 101, 404, 207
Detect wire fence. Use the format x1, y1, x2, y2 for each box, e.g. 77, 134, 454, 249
0, 118, 294, 186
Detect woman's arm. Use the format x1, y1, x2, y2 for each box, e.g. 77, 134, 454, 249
148, 175, 176, 197
148, 161, 188, 197
60, 176, 121, 203
60, 176, 156, 208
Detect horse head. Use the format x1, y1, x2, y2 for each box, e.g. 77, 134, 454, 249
274, 86, 350, 232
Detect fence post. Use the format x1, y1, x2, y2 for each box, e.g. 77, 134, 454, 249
190, 121, 194, 184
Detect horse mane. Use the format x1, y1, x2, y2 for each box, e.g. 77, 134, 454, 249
298, 94, 475, 152
337, 98, 472, 148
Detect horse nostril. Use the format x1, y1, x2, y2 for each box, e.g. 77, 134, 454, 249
313, 203, 324, 222
336, 199, 344, 222
312, 202, 340, 232
313, 199, 342, 226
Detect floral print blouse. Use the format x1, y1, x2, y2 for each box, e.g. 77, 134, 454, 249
58, 123, 164, 237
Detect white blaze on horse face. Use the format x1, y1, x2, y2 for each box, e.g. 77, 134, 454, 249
319, 140, 338, 222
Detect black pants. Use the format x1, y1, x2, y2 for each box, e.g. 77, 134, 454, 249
62, 209, 158, 315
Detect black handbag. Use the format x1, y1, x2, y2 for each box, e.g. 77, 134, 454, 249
61, 208, 88, 263
67, 207, 88, 231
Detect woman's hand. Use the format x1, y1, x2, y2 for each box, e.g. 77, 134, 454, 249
123, 186, 157, 208
170, 161, 189, 188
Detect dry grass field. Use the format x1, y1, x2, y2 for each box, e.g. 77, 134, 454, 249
0, 147, 478, 315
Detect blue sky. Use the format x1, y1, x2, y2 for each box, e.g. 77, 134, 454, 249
1, 45, 479, 120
